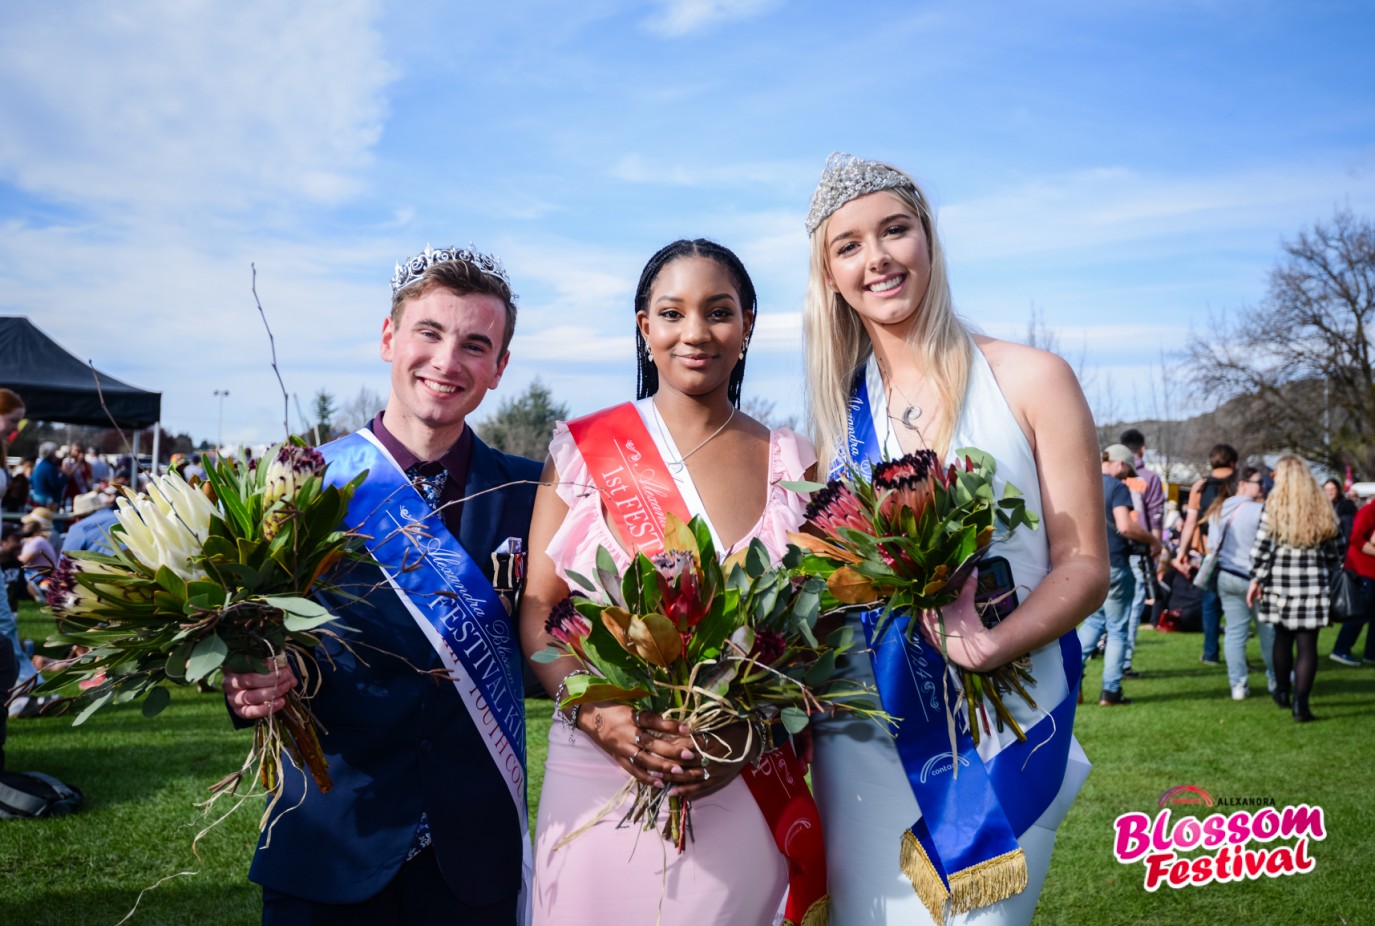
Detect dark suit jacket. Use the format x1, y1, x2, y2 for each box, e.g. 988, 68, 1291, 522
247, 433, 541, 906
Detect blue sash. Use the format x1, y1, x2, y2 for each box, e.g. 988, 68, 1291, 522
320, 431, 527, 817
844, 372, 1081, 918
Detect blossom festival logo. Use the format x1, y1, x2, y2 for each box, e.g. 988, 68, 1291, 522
1112, 786, 1325, 890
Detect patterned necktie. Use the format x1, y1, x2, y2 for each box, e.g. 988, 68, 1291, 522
405, 461, 448, 511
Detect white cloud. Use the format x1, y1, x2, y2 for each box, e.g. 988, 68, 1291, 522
939, 160, 1375, 264
0, 0, 394, 215
642, 0, 783, 37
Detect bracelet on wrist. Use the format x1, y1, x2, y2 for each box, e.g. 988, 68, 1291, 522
552, 670, 592, 743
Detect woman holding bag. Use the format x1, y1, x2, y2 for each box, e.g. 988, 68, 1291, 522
1246, 455, 1345, 722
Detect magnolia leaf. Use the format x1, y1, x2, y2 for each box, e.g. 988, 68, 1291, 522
627, 613, 682, 667
600, 606, 633, 648
828, 566, 880, 605
185, 634, 228, 681
779, 478, 828, 494
663, 512, 697, 556
787, 532, 861, 565
729, 624, 756, 656
530, 648, 563, 664
595, 546, 623, 607
561, 680, 650, 706
780, 705, 811, 734
690, 516, 716, 562
697, 659, 739, 697
141, 685, 171, 718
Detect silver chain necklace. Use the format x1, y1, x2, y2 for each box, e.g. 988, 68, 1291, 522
651, 402, 736, 473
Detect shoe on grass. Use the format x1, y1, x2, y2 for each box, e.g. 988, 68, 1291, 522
1230, 682, 1248, 701
1329, 653, 1360, 667
1200, 657, 1221, 666
1099, 689, 1131, 706
1122, 668, 1142, 679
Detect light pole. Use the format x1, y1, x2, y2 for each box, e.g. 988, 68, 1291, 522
213, 389, 230, 450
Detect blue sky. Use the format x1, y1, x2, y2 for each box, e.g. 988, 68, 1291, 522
2, 0, 1373, 447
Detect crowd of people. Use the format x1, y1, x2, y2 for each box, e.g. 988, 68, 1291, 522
3, 153, 1372, 925
1078, 431, 1375, 724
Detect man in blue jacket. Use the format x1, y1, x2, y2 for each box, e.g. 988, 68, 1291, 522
223, 246, 541, 925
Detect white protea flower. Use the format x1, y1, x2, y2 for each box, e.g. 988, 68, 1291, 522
115, 471, 217, 581
262, 445, 327, 538
262, 445, 327, 508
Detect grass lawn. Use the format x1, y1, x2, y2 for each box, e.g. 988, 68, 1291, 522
3, 601, 1372, 924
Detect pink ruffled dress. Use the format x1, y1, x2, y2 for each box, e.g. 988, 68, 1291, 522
532, 418, 817, 925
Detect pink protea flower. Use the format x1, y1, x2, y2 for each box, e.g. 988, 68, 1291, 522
651, 551, 710, 631
872, 450, 939, 523
545, 596, 591, 653
805, 479, 869, 536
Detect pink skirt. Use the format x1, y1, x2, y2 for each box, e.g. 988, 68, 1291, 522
531, 724, 788, 924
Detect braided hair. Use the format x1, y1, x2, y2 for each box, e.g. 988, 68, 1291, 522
633, 238, 757, 406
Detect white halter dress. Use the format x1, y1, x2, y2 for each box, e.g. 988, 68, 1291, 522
811, 347, 1092, 926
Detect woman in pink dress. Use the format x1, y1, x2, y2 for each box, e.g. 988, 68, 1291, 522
519, 239, 818, 924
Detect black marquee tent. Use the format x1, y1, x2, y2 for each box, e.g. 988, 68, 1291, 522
0, 315, 161, 428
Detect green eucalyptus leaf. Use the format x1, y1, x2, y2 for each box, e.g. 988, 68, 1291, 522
73, 690, 113, 726
780, 705, 811, 734
141, 685, 172, 718
778, 479, 828, 494
564, 569, 596, 593
185, 634, 228, 681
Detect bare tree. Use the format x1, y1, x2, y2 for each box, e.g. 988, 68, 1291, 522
1185, 208, 1375, 476
740, 396, 799, 432
335, 386, 385, 434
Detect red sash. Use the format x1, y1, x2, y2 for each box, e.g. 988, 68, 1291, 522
568, 401, 829, 923
743, 743, 831, 925
566, 402, 690, 557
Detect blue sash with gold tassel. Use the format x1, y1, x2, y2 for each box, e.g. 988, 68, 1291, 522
842, 373, 1081, 921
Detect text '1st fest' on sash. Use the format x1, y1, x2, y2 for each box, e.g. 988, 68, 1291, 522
568, 402, 829, 926
843, 373, 1081, 921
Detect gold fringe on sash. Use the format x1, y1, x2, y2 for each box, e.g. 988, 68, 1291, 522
948, 847, 1028, 913
899, 829, 949, 924
782, 894, 829, 926
900, 830, 1029, 921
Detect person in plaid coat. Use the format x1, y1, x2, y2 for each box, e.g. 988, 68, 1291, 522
1247, 456, 1345, 722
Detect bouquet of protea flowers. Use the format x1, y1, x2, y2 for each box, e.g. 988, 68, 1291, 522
535, 513, 882, 850
40, 443, 366, 813
787, 448, 1040, 744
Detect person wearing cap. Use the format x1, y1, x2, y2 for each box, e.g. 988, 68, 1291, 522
1077, 445, 1162, 705
61, 491, 120, 556
18, 507, 59, 598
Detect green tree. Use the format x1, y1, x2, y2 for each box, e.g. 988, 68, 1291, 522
1185, 208, 1375, 476
475, 379, 569, 459
312, 388, 338, 440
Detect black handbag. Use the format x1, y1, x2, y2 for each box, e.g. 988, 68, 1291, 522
1329, 568, 1370, 623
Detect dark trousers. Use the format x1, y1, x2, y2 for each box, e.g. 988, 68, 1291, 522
262, 846, 518, 926
1332, 575, 1375, 660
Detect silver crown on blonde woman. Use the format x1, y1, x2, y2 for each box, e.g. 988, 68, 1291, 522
804, 152, 916, 237
391, 244, 514, 296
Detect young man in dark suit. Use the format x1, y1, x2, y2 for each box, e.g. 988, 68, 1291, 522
223, 246, 542, 925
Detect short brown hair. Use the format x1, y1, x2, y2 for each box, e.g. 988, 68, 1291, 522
390, 260, 518, 354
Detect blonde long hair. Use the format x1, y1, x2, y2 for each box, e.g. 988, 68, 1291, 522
1265, 455, 1339, 548
803, 169, 972, 471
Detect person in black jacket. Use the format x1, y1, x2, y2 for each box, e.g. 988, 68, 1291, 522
222, 246, 540, 925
